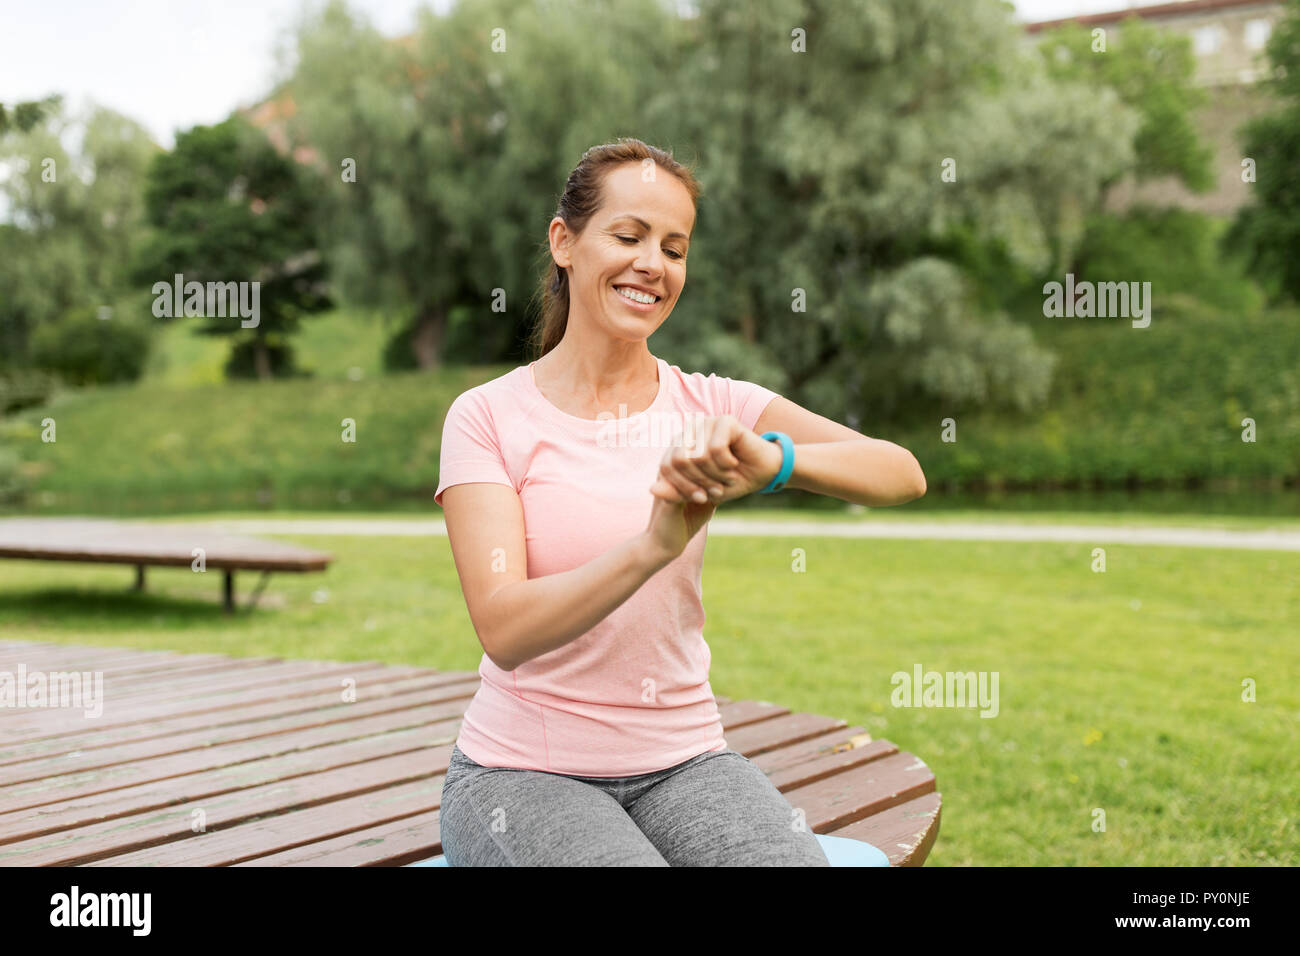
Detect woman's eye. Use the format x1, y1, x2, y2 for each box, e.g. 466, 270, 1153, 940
617, 235, 684, 260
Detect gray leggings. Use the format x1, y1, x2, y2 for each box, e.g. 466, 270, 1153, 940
439, 743, 831, 866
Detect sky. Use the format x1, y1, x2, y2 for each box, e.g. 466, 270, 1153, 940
0, 0, 1157, 149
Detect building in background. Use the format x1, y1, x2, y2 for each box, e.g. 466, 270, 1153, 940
1026, 0, 1285, 215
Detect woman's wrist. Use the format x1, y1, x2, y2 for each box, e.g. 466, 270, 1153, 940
750, 431, 794, 495
635, 530, 676, 574
761, 435, 786, 485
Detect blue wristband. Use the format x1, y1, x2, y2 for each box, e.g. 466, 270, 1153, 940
759, 431, 795, 493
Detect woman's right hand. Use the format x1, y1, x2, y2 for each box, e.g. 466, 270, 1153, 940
642, 417, 749, 566
643, 489, 716, 567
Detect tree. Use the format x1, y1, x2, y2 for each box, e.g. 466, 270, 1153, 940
133, 116, 331, 380
0, 99, 157, 373
1037, 16, 1214, 202
649, 0, 1135, 421
1224, 0, 1300, 303
288, 0, 688, 369
0, 95, 62, 137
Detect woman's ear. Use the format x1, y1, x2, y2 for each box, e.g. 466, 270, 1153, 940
548, 217, 572, 270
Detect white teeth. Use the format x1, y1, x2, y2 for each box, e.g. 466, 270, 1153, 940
615, 285, 657, 304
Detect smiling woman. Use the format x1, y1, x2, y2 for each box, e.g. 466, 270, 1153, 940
433, 137, 924, 868
528, 144, 696, 366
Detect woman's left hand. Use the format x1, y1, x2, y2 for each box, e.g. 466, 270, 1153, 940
648, 415, 785, 505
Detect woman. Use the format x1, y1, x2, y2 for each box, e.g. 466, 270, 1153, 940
434, 138, 926, 866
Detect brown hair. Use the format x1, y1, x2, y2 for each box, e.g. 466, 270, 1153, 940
527, 137, 701, 360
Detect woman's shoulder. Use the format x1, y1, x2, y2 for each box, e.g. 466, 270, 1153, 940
448, 364, 530, 407
660, 358, 778, 418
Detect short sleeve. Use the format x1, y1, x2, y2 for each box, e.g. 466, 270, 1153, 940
434, 390, 515, 507
714, 375, 781, 432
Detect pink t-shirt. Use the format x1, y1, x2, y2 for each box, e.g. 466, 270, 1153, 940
434, 354, 780, 777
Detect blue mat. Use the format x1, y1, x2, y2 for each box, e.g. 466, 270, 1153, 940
408, 833, 889, 866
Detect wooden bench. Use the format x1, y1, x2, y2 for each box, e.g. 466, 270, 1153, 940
0, 519, 332, 613
0, 640, 942, 866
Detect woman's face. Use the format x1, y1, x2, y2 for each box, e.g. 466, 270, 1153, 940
551, 161, 695, 343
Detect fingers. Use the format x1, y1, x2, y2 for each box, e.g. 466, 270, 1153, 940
688, 415, 741, 478
651, 416, 751, 504
649, 476, 687, 503
667, 417, 742, 497
651, 474, 723, 508
655, 464, 714, 504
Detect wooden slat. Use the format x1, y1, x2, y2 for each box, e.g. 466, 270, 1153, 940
0, 656, 284, 703
715, 699, 788, 728
2, 661, 417, 739
781, 751, 937, 832
766, 738, 900, 790
1, 657, 342, 734
234, 810, 443, 867
0, 645, 186, 669
28, 654, 268, 681
828, 792, 943, 866
724, 712, 848, 755
23, 657, 368, 708
88, 777, 446, 867
747, 727, 890, 770
0, 640, 61, 653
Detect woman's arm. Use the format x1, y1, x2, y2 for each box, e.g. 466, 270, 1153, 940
753, 396, 926, 506
441, 482, 672, 673
781, 437, 926, 506
651, 399, 926, 509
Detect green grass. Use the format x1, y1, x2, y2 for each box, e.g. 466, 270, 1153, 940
291, 307, 394, 382
2, 531, 1295, 866
1, 362, 507, 510
139, 307, 395, 387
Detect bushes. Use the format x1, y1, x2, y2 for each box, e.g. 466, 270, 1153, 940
892, 300, 1300, 487
0, 368, 59, 414
1075, 207, 1263, 314
29, 307, 152, 386
940, 207, 1264, 324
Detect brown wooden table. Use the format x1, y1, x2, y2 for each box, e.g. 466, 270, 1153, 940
0, 519, 333, 613
0, 640, 941, 866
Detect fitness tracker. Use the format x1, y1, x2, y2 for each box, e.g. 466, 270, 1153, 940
759, 431, 795, 494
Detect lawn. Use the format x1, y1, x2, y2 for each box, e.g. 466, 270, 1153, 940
1, 527, 1295, 866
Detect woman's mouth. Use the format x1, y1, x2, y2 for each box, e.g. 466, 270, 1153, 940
612, 284, 660, 311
